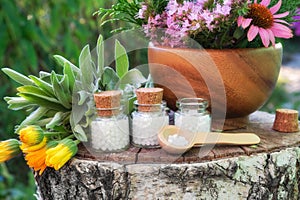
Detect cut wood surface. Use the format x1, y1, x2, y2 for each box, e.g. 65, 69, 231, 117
36, 111, 300, 199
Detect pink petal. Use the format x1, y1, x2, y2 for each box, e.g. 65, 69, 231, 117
269, 0, 281, 14
267, 29, 275, 46
247, 25, 259, 41
271, 23, 293, 38
258, 28, 270, 47
242, 18, 252, 29
237, 16, 244, 27
260, 0, 271, 6
273, 11, 289, 19
274, 19, 291, 25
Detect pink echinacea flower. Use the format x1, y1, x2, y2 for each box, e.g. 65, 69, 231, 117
238, 0, 293, 47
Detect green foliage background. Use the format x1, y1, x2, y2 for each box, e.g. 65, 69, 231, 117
0, 0, 299, 199
0, 1, 114, 199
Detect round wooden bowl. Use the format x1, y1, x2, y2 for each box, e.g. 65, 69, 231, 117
148, 44, 282, 129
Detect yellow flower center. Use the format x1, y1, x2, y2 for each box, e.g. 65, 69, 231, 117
246, 3, 274, 29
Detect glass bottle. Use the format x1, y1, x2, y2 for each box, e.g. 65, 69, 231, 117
175, 98, 211, 133
131, 88, 169, 148
90, 91, 129, 153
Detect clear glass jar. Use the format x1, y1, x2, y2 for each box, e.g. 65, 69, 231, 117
90, 107, 130, 153
175, 98, 211, 133
131, 100, 169, 148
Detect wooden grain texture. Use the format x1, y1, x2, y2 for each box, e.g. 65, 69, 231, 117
148, 44, 282, 121
36, 111, 300, 199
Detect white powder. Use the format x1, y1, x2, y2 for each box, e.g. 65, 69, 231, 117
90, 118, 129, 152
175, 115, 211, 134
167, 134, 189, 147
132, 115, 169, 147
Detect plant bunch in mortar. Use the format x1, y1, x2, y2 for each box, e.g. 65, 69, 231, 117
98, 0, 299, 48
0, 35, 146, 175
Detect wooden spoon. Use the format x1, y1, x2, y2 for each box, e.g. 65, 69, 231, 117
158, 125, 260, 154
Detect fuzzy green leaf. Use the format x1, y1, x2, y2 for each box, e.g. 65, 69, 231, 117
51, 72, 71, 109
2, 68, 34, 86
97, 34, 104, 77
63, 62, 75, 93
18, 93, 67, 111
115, 40, 129, 78
102, 67, 119, 90
73, 124, 88, 142
29, 75, 55, 97
4, 97, 34, 111
79, 45, 94, 87
17, 85, 60, 104
15, 107, 49, 133
118, 69, 146, 89
53, 55, 80, 74
46, 112, 63, 129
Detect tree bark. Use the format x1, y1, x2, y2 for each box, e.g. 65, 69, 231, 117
35, 111, 300, 199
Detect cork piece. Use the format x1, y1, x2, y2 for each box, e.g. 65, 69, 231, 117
93, 91, 122, 117
272, 109, 299, 133
136, 88, 163, 112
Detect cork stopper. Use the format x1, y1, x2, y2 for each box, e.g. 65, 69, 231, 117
93, 91, 122, 117
272, 109, 299, 133
135, 88, 163, 112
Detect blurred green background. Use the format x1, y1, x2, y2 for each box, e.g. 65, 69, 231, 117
0, 1, 299, 199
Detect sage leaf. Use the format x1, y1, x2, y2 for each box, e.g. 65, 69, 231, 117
29, 75, 55, 97
2, 68, 34, 86
53, 55, 80, 74
102, 67, 119, 90
79, 45, 94, 91
118, 68, 146, 89
15, 107, 48, 133
46, 112, 63, 129
73, 124, 88, 142
115, 40, 129, 78
97, 34, 104, 77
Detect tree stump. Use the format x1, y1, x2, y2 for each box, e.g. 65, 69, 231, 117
35, 111, 300, 200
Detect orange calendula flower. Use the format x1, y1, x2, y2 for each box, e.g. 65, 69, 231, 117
24, 146, 47, 175
19, 125, 44, 146
46, 138, 78, 170
0, 139, 21, 163
23, 141, 58, 175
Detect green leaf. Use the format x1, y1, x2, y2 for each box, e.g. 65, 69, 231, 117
2, 68, 34, 86
4, 97, 34, 111
18, 93, 67, 111
53, 55, 80, 74
29, 75, 55, 97
51, 72, 71, 109
78, 91, 90, 106
17, 85, 60, 104
97, 34, 104, 77
79, 45, 95, 90
115, 40, 129, 78
46, 112, 63, 129
73, 124, 88, 142
102, 67, 119, 90
118, 69, 146, 88
63, 62, 75, 93
15, 107, 49, 133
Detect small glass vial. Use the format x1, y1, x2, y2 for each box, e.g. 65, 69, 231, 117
90, 91, 129, 153
175, 98, 211, 133
131, 88, 169, 148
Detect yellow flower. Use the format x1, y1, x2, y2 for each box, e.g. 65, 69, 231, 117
20, 137, 47, 153
46, 139, 78, 170
19, 125, 44, 146
0, 139, 21, 163
22, 139, 57, 175
24, 146, 47, 175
